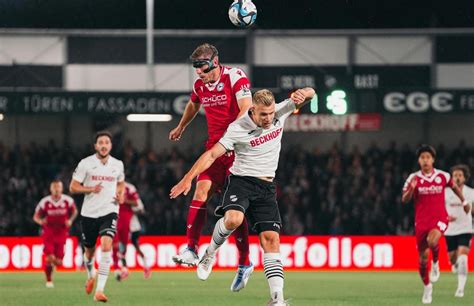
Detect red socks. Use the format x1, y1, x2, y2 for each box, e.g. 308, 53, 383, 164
232, 218, 250, 266
186, 200, 207, 251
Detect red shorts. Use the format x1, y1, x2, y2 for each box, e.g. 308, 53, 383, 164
415, 219, 449, 252
43, 235, 67, 259
196, 153, 234, 190
114, 214, 133, 245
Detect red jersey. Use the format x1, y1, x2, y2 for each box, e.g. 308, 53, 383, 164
403, 168, 454, 230
119, 182, 139, 220
35, 194, 76, 236
190, 65, 252, 149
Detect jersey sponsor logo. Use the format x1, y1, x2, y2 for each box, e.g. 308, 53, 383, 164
250, 128, 283, 147
47, 208, 68, 216
418, 185, 443, 195
91, 175, 115, 182
201, 94, 227, 104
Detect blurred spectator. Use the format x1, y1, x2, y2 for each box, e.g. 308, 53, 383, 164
1, 140, 473, 236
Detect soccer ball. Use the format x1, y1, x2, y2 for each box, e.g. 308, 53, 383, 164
228, 0, 257, 28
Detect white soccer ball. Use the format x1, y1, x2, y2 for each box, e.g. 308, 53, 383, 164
228, 0, 257, 28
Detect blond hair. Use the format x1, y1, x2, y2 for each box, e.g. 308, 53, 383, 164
253, 89, 275, 106
190, 43, 218, 60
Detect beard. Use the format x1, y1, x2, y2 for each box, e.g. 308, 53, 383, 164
97, 150, 110, 159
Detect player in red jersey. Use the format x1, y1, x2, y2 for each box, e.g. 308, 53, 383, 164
33, 180, 78, 288
112, 181, 139, 281
402, 145, 470, 304
169, 43, 253, 291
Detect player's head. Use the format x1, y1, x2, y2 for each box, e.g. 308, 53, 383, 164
50, 179, 63, 198
190, 43, 219, 83
251, 89, 275, 129
94, 130, 113, 158
416, 144, 436, 172
451, 164, 470, 187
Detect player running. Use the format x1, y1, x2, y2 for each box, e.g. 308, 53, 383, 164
444, 164, 473, 298
402, 145, 470, 304
112, 181, 139, 281
33, 180, 77, 288
169, 43, 253, 291
70, 131, 125, 303
171, 88, 316, 306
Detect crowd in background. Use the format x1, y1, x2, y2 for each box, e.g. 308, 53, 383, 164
1, 139, 473, 237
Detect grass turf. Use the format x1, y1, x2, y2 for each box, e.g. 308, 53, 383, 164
0, 271, 472, 305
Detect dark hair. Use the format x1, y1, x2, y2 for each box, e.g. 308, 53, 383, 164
94, 130, 113, 143
451, 164, 471, 181
50, 179, 62, 185
416, 144, 436, 159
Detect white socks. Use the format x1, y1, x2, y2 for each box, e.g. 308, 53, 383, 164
457, 254, 468, 291
208, 218, 234, 255
83, 254, 95, 279
263, 253, 285, 301
96, 251, 111, 292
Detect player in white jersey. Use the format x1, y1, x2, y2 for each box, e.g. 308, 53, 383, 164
445, 164, 474, 298
69, 131, 125, 303
170, 87, 315, 306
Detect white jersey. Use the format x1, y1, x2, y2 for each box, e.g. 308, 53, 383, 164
445, 185, 474, 236
219, 99, 296, 178
72, 154, 125, 218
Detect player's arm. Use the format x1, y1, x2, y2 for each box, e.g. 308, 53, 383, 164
236, 96, 252, 118
170, 143, 227, 198
169, 99, 201, 141
69, 179, 102, 194
124, 198, 139, 206
292, 87, 316, 110
401, 177, 417, 203
33, 211, 46, 226
115, 180, 125, 204
67, 205, 78, 227
451, 184, 471, 214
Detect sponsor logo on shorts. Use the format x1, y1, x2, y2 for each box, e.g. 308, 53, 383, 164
230, 195, 238, 202
273, 223, 281, 229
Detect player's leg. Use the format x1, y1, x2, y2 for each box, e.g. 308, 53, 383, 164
118, 219, 131, 280
80, 216, 99, 295
131, 230, 151, 278
44, 254, 55, 288
112, 235, 122, 281
454, 234, 471, 297
173, 179, 216, 266
427, 228, 442, 283
445, 235, 458, 273
94, 213, 117, 302
197, 209, 245, 280
260, 231, 286, 306
419, 248, 432, 304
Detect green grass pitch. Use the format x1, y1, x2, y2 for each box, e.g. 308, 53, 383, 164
0, 271, 472, 305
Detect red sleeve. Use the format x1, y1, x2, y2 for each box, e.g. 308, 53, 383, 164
232, 76, 251, 95
190, 90, 200, 104
402, 173, 416, 193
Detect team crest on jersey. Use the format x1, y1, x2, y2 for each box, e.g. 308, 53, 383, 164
420, 179, 424, 184
217, 82, 224, 91
435, 177, 441, 184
